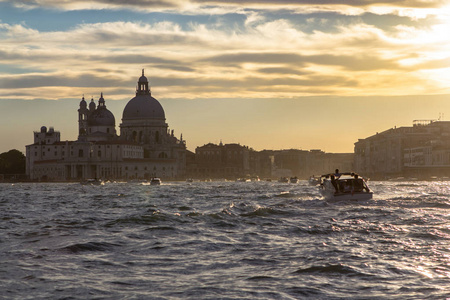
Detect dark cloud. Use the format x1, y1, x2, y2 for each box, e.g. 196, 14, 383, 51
0, 73, 126, 89
71, 30, 206, 47
6, 0, 447, 9
257, 67, 310, 75
201, 52, 401, 71
192, 0, 446, 8
5, 0, 181, 9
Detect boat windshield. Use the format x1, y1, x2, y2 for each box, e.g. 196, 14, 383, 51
336, 178, 369, 193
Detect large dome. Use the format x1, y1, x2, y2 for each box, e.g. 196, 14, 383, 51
122, 94, 165, 120
88, 107, 115, 126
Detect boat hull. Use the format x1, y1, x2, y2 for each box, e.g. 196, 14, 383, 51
320, 190, 373, 201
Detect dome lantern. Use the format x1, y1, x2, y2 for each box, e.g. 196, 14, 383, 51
137, 69, 150, 96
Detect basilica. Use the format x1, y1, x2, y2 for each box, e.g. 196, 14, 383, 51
26, 71, 186, 181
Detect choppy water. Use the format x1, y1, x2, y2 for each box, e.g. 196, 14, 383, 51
1, 180, 450, 299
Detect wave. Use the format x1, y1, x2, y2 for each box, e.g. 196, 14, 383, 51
60, 241, 119, 253
294, 263, 367, 277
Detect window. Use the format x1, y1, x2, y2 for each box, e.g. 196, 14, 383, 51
98, 150, 101, 157
78, 149, 84, 157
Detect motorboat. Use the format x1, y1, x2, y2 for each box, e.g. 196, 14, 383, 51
278, 177, 289, 183
80, 178, 104, 186
308, 175, 321, 186
319, 172, 372, 201
290, 177, 299, 183
236, 178, 251, 182
150, 178, 161, 185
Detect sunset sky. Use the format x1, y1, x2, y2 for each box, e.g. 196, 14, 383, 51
1, 0, 450, 153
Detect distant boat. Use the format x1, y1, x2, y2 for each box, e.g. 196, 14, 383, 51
236, 178, 251, 182
80, 178, 104, 186
290, 177, 299, 183
278, 177, 289, 183
150, 178, 161, 185
319, 173, 372, 201
308, 175, 321, 186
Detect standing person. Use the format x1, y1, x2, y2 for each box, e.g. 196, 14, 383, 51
334, 169, 341, 178
330, 174, 339, 193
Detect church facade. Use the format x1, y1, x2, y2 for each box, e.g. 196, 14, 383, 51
26, 71, 186, 181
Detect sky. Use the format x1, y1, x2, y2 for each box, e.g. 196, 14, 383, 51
1, 0, 450, 154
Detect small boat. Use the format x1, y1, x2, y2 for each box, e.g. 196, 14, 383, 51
278, 177, 289, 183
319, 172, 372, 201
236, 178, 251, 182
150, 178, 161, 185
308, 175, 321, 186
81, 178, 104, 186
290, 177, 299, 183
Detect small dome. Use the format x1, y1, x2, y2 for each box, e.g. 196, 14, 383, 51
122, 94, 165, 121
40, 126, 47, 133
88, 107, 115, 127
89, 99, 96, 110
139, 74, 148, 83
138, 69, 148, 83
80, 97, 87, 108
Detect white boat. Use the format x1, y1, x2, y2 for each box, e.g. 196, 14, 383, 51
319, 173, 372, 201
236, 178, 251, 182
150, 178, 161, 185
80, 178, 104, 186
308, 175, 321, 186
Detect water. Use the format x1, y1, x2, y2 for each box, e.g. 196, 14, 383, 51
1, 180, 450, 299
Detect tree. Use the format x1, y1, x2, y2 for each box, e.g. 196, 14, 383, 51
0, 149, 26, 174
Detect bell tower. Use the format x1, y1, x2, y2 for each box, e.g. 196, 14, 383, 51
78, 96, 89, 137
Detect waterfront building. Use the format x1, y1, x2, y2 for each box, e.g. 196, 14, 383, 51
268, 149, 352, 179
354, 120, 450, 179
26, 71, 186, 181
186, 143, 353, 180
188, 142, 251, 180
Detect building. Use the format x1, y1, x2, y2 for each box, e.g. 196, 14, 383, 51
262, 149, 353, 179
188, 142, 252, 179
186, 142, 353, 180
26, 71, 186, 181
354, 120, 450, 179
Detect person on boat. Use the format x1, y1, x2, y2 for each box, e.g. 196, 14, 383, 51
343, 180, 353, 193
352, 175, 364, 193
334, 169, 341, 178
330, 174, 339, 193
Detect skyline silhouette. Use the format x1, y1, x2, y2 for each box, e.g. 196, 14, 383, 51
0, 1, 449, 153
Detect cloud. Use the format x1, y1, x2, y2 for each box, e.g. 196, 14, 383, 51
2, 0, 447, 11
0, 0, 450, 101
